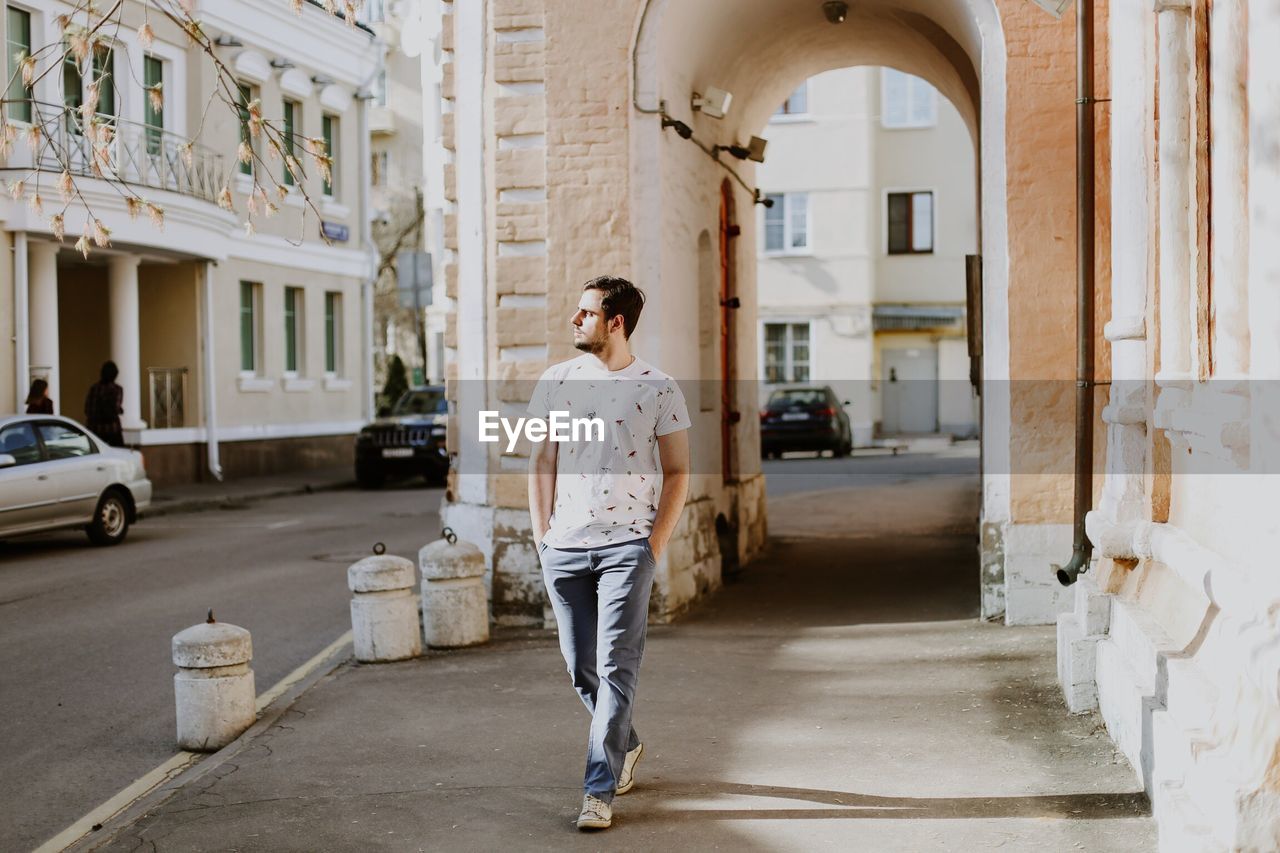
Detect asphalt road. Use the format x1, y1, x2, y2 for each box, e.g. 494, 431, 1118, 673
761, 441, 980, 496
0, 483, 442, 853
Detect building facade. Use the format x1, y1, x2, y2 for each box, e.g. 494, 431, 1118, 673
424, 0, 1279, 844
0, 0, 380, 485
1054, 2, 1280, 848
757, 66, 978, 446
364, 0, 446, 393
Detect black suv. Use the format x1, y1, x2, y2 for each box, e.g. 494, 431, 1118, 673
354, 386, 449, 488
760, 385, 853, 459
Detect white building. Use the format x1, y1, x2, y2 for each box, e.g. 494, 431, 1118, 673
756, 66, 978, 445
0, 0, 380, 484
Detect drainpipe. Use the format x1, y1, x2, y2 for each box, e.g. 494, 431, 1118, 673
202, 260, 222, 481
1055, 0, 1097, 586
357, 86, 377, 423
13, 232, 29, 411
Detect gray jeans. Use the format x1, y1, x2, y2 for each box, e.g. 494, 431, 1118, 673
539, 537, 657, 802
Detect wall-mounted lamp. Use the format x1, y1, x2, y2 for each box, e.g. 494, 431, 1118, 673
691, 87, 732, 120
270, 59, 296, 69
661, 115, 693, 139
214, 35, 244, 47
753, 189, 774, 207
716, 136, 768, 163
311, 74, 336, 86
822, 1, 849, 24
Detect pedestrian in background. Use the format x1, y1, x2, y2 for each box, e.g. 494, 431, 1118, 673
84, 361, 125, 447
24, 379, 53, 415
528, 275, 691, 831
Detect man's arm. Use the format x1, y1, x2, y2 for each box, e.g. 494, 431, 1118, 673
649, 429, 690, 560
528, 437, 558, 543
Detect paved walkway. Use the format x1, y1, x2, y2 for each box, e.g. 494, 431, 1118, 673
143, 466, 356, 518
90, 472, 1153, 851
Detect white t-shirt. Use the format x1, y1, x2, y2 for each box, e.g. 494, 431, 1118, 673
528, 354, 691, 549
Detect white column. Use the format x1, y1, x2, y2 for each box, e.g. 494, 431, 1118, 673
1156, 2, 1193, 383
1209, 0, 1249, 378
28, 241, 61, 412
108, 255, 146, 430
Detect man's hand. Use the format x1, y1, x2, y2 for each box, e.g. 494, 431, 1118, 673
648, 429, 690, 562
528, 438, 558, 543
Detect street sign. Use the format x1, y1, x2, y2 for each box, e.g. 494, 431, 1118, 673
396, 250, 433, 309
321, 221, 350, 242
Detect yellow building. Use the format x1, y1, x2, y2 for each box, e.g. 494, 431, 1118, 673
1, 0, 380, 484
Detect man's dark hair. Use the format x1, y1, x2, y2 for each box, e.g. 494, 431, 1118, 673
583, 275, 645, 339
100, 361, 119, 383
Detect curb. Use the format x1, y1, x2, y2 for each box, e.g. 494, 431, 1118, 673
64, 637, 355, 853
141, 478, 355, 519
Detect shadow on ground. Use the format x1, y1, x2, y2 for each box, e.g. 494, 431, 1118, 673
93, 463, 1153, 852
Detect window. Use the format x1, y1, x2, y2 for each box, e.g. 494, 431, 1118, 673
282, 99, 299, 186
236, 81, 256, 176
144, 56, 163, 154
321, 114, 337, 196
887, 191, 934, 254
5, 7, 32, 122
325, 292, 342, 375
92, 43, 116, 122
239, 281, 261, 372
773, 82, 807, 117
371, 150, 389, 186
373, 68, 388, 107
881, 68, 936, 128
763, 193, 809, 254
0, 422, 40, 465
37, 423, 95, 459
284, 287, 303, 374
763, 323, 811, 383
62, 49, 82, 134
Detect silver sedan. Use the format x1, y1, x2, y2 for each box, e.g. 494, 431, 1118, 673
0, 414, 152, 545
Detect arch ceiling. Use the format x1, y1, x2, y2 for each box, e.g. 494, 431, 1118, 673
648, 0, 987, 144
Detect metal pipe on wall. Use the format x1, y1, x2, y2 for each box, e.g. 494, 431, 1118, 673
202, 260, 222, 481
13, 232, 29, 412
1056, 0, 1098, 586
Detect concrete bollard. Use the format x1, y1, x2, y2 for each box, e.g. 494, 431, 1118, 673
172, 612, 256, 752
419, 529, 489, 648
348, 552, 422, 662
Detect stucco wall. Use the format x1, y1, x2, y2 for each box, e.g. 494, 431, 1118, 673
213, 259, 363, 430
999, 0, 1111, 527
138, 264, 202, 428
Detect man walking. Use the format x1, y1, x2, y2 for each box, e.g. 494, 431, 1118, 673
528, 276, 691, 830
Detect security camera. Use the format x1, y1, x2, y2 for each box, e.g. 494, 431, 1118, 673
822, 1, 849, 24
661, 116, 694, 139
691, 87, 733, 120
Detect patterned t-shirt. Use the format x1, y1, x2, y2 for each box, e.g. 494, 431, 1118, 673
528, 354, 691, 549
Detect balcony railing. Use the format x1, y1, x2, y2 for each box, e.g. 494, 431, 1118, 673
4, 101, 228, 204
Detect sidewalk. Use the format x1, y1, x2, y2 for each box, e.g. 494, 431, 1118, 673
142, 466, 356, 518
91, 474, 1153, 851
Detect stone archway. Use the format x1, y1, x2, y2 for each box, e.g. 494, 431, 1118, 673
627, 0, 1013, 619
435, 0, 1087, 629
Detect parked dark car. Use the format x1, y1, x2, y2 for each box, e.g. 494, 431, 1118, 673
760, 386, 853, 459
354, 386, 449, 488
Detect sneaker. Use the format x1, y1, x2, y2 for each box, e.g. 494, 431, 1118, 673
616, 743, 644, 795
576, 794, 612, 830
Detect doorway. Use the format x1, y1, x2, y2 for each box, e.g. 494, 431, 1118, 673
881, 346, 939, 434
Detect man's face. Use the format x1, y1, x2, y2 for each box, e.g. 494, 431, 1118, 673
572, 289, 614, 353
